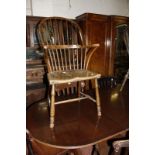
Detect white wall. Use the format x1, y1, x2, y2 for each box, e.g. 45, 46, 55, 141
27, 0, 129, 18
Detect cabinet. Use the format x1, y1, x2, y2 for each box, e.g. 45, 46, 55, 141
76, 13, 112, 76
76, 13, 129, 82
26, 16, 47, 105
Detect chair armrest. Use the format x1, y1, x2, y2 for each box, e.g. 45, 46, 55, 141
43, 44, 99, 50
113, 140, 129, 152
85, 44, 100, 69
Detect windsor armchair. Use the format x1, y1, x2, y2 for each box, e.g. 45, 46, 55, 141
37, 17, 101, 128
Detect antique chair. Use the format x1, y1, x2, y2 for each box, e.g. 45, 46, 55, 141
37, 17, 101, 128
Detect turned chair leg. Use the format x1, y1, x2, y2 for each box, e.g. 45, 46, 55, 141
47, 86, 51, 107
77, 81, 81, 98
95, 79, 101, 116
50, 84, 55, 128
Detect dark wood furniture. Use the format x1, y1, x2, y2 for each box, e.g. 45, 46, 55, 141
27, 84, 129, 154
76, 13, 111, 77
76, 13, 129, 82
26, 130, 69, 155
26, 16, 47, 106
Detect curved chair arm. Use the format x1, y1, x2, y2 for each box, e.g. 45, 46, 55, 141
85, 44, 100, 69
113, 139, 129, 152
26, 129, 36, 155
43, 44, 99, 50
26, 129, 47, 155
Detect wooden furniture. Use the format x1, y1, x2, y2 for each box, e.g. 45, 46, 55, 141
37, 17, 102, 128
113, 139, 129, 155
26, 130, 69, 155
76, 13, 111, 76
26, 16, 46, 106
26, 13, 129, 105
76, 13, 129, 83
27, 84, 128, 154
27, 130, 93, 155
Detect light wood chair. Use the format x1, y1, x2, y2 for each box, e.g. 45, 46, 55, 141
37, 17, 101, 128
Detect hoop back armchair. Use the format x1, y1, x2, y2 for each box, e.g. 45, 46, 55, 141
37, 17, 101, 128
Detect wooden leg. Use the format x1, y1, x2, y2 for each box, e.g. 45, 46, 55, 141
120, 71, 129, 92
47, 86, 51, 107
50, 84, 55, 128
95, 79, 101, 116
78, 81, 81, 98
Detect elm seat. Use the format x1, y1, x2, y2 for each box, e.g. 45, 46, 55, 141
37, 17, 102, 128
48, 70, 101, 84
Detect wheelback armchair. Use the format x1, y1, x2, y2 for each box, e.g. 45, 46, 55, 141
37, 17, 101, 128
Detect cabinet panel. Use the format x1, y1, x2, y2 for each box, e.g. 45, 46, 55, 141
87, 21, 109, 75
76, 13, 112, 76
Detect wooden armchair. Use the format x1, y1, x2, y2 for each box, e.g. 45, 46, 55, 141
37, 17, 101, 128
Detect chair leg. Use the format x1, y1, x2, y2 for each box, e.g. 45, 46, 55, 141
95, 79, 101, 116
47, 86, 51, 107
50, 84, 55, 128
120, 71, 129, 92
78, 81, 81, 98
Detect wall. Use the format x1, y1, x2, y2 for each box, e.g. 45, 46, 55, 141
26, 0, 129, 18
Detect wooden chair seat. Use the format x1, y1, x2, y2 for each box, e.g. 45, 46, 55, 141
48, 70, 101, 84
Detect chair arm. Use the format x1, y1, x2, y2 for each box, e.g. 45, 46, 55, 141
85, 44, 100, 69
113, 140, 129, 152
43, 44, 99, 50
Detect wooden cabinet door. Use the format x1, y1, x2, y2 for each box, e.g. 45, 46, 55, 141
76, 13, 112, 76
86, 19, 111, 76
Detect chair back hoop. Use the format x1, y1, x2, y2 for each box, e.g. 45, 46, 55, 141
37, 17, 84, 45
37, 17, 99, 72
